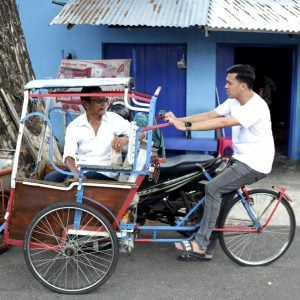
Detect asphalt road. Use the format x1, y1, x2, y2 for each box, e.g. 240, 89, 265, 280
0, 229, 299, 300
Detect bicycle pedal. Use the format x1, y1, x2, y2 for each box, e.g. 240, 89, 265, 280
248, 197, 254, 206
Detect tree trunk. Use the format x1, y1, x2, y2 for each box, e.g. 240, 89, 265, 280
0, 0, 61, 177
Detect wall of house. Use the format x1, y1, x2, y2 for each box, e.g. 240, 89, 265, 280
17, 0, 300, 159
293, 48, 300, 160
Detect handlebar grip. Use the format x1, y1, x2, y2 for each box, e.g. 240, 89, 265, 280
154, 86, 162, 97
156, 109, 167, 120
158, 110, 166, 117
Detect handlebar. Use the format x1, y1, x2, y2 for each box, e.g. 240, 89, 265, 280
141, 122, 171, 132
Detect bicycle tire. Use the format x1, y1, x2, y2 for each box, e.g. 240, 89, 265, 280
219, 189, 296, 266
23, 202, 119, 294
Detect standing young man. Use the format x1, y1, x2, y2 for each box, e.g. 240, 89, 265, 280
164, 64, 275, 259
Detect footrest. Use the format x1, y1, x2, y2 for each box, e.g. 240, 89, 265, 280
119, 222, 135, 232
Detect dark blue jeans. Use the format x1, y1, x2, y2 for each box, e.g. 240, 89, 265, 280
44, 168, 116, 182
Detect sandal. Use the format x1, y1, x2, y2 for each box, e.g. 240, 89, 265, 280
177, 252, 212, 261
175, 241, 212, 261
175, 241, 205, 255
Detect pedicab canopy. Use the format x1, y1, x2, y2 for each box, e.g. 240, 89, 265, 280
24, 77, 155, 115
24, 77, 138, 114
24, 77, 135, 90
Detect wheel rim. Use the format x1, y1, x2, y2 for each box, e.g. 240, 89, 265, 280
24, 204, 118, 294
221, 191, 295, 266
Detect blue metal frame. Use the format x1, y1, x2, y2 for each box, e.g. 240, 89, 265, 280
132, 169, 262, 243
49, 106, 74, 127
21, 112, 77, 178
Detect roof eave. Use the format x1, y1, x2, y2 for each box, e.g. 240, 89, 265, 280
205, 26, 300, 35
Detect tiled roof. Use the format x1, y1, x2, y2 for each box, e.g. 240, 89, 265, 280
51, 0, 300, 33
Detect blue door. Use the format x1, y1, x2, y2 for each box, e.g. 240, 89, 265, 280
103, 43, 187, 138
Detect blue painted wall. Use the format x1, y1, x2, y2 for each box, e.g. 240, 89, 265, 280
17, 0, 300, 159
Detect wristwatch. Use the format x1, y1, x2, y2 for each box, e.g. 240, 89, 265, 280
184, 122, 192, 133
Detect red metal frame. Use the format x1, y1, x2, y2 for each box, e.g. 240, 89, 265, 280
29, 91, 152, 104
4, 188, 24, 246
113, 175, 145, 229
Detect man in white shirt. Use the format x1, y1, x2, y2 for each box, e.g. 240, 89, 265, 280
45, 86, 133, 182
164, 64, 275, 260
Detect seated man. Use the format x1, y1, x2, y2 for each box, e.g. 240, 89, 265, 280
45, 86, 139, 182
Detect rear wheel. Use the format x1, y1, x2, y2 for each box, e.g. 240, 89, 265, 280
219, 189, 296, 266
23, 202, 119, 294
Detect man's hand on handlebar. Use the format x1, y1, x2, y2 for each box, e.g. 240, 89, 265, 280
164, 111, 176, 119
164, 111, 186, 131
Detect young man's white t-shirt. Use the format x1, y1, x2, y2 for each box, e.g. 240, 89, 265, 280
215, 93, 275, 174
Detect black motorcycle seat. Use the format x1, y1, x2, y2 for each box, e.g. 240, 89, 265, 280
157, 154, 217, 179
160, 154, 214, 169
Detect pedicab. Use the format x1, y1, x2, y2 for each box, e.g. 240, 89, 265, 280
0, 77, 295, 294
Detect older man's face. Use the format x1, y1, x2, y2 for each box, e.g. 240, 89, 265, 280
84, 96, 109, 116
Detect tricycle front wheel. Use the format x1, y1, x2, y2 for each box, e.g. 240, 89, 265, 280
23, 202, 119, 294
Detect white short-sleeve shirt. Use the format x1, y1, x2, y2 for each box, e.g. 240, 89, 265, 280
63, 111, 131, 178
215, 93, 275, 174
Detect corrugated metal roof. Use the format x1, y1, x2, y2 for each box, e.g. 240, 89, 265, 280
207, 0, 300, 33
50, 0, 300, 33
50, 0, 210, 28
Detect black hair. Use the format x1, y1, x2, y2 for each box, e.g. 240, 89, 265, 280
81, 86, 102, 101
226, 64, 255, 89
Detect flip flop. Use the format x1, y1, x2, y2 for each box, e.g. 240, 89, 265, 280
175, 241, 213, 261
175, 241, 205, 256
177, 252, 212, 261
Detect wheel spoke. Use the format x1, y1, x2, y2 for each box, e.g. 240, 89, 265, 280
24, 203, 118, 294
219, 189, 295, 266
